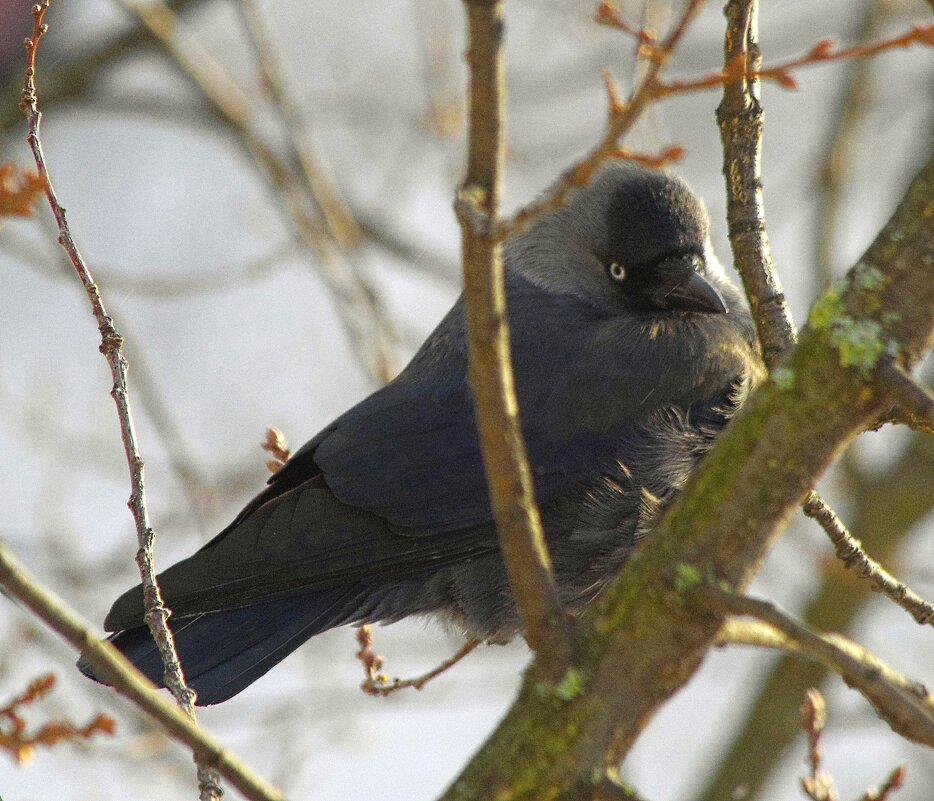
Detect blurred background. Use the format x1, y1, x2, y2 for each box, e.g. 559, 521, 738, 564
1, 0, 932, 799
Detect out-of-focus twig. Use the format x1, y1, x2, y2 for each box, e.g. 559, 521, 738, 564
260, 427, 290, 474
114, 0, 396, 383
0, 673, 115, 764
84, 246, 296, 299
803, 492, 934, 626
800, 689, 837, 801
354, 625, 479, 696
3, 226, 299, 298
0, 540, 286, 801
815, 0, 892, 290
456, 0, 574, 681
18, 6, 220, 797
695, 584, 934, 748
798, 689, 907, 801
235, 0, 363, 251
0, 162, 45, 217
855, 764, 907, 801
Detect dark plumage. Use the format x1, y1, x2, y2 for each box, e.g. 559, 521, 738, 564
81, 163, 763, 705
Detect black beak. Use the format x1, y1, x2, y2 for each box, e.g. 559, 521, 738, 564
646, 255, 728, 314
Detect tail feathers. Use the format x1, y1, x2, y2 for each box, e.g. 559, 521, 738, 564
79, 587, 362, 705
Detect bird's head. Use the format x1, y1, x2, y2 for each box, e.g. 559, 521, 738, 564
506, 163, 731, 316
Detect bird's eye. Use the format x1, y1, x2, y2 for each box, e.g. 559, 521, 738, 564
608, 262, 626, 283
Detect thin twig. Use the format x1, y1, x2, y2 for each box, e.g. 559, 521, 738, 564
660, 23, 934, 96
18, 6, 220, 797
855, 764, 907, 801
800, 689, 837, 801
802, 492, 934, 627
799, 688, 908, 801
0, 540, 285, 801
594, 2, 658, 47
494, 7, 934, 244
0, 0, 206, 133
355, 626, 479, 696
456, 0, 574, 681
693, 584, 934, 748
494, 0, 706, 240
0, 673, 115, 764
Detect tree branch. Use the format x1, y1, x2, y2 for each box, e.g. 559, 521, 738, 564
715, 0, 930, 648
0, 540, 285, 801
700, 427, 934, 801
716, 0, 796, 363
803, 492, 934, 626
437, 142, 934, 801
496, 0, 705, 240
455, 0, 573, 681
878, 361, 934, 435
18, 6, 220, 796
113, 0, 396, 383
695, 585, 934, 747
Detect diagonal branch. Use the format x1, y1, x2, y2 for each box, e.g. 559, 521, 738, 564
878, 361, 934, 435
695, 585, 934, 747
803, 492, 934, 626
496, 0, 706, 240
0, 540, 285, 801
716, 0, 933, 630
437, 141, 934, 801
455, 0, 573, 681
113, 0, 396, 383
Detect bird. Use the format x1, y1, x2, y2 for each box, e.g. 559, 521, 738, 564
80, 162, 763, 705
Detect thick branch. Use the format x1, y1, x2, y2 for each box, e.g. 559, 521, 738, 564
0, 541, 285, 801
456, 0, 573, 680
437, 148, 934, 801
700, 428, 934, 801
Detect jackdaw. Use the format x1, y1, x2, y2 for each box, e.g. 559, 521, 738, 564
81, 163, 763, 704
